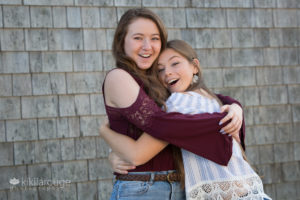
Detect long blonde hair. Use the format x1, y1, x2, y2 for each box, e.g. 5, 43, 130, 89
161, 40, 222, 105
155, 40, 250, 188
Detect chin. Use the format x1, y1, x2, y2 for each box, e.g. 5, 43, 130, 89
138, 64, 152, 70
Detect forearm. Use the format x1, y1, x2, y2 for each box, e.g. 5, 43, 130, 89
100, 126, 168, 166
100, 127, 143, 165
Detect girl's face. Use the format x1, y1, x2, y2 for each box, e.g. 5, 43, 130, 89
157, 49, 199, 93
124, 18, 162, 70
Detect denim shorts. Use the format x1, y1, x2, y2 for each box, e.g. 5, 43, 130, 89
110, 171, 185, 200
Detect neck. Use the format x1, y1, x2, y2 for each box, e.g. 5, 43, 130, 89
190, 89, 214, 99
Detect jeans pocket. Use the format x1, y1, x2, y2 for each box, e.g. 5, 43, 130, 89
118, 181, 149, 198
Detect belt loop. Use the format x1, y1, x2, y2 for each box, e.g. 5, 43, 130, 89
149, 172, 155, 185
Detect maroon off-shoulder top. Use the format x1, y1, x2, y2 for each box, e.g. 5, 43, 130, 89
103, 70, 245, 172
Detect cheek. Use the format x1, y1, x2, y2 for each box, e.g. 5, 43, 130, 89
185, 70, 193, 79
124, 41, 131, 56
154, 42, 162, 53
124, 46, 129, 56
158, 74, 163, 81
124, 39, 136, 56
158, 74, 165, 83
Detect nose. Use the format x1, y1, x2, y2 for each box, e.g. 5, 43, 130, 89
165, 67, 172, 76
142, 39, 151, 50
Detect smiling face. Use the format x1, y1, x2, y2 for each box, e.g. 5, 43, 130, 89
124, 18, 162, 71
157, 48, 199, 93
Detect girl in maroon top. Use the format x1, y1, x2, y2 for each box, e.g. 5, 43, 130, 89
101, 8, 244, 200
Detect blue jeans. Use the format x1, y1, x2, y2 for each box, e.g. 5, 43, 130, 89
110, 171, 185, 200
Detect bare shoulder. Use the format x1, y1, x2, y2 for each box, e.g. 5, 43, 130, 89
104, 68, 141, 108
104, 68, 140, 92
105, 68, 132, 82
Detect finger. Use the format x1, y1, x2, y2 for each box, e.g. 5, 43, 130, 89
222, 117, 239, 133
222, 120, 239, 134
228, 129, 239, 137
236, 118, 242, 129
230, 131, 241, 143
233, 134, 240, 142
114, 168, 129, 174
114, 164, 135, 174
115, 158, 136, 167
117, 157, 134, 165
222, 116, 237, 130
117, 164, 136, 171
220, 105, 229, 113
226, 122, 241, 135
219, 111, 233, 125
117, 161, 136, 168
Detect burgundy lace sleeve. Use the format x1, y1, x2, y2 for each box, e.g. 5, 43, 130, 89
121, 88, 235, 166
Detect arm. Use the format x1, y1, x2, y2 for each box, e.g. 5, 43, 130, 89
219, 104, 242, 143
100, 124, 168, 166
101, 101, 243, 167
104, 69, 240, 165
108, 151, 135, 174
217, 94, 245, 150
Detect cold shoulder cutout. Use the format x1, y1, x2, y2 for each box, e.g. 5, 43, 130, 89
103, 68, 142, 109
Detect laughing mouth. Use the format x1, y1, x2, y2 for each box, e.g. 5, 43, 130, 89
168, 79, 179, 86
139, 54, 151, 58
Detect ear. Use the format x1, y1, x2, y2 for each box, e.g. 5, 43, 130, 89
192, 58, 200, 74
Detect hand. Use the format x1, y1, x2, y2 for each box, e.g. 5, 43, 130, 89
108, 152, 136, 174
99, 122, 110, 138
230, 130, 241, 143
219, 103, 243, 138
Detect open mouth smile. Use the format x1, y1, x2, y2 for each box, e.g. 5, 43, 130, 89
167, 79, 179, 86
139, 54, 151, 58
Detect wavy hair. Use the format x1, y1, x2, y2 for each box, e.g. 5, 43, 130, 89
155, 40, 224, 188
112, 8, 169, 106
156, 40, 252, 188
161, 40, 223, 105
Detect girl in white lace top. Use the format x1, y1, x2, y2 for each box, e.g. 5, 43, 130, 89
156, 40, 271, 200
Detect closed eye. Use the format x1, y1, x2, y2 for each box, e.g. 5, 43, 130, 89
157, 68, 165, 73
134, 36, 143, 40
171, 62, 179, 66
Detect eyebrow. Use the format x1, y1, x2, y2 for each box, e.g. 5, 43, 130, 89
157, 55, 180, 66
168, 55, 180, 61
131, 33, 160, 37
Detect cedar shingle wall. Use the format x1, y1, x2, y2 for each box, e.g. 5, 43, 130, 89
0, 0, 299, 199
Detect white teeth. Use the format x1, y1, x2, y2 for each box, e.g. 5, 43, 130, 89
168, 79, 177, 84
140, 54, 150, 58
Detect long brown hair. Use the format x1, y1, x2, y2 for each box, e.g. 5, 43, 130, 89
112, 8, 169, 106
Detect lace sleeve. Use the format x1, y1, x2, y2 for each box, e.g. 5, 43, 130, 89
121, 88, 233, 165
123, 89, 162, 130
